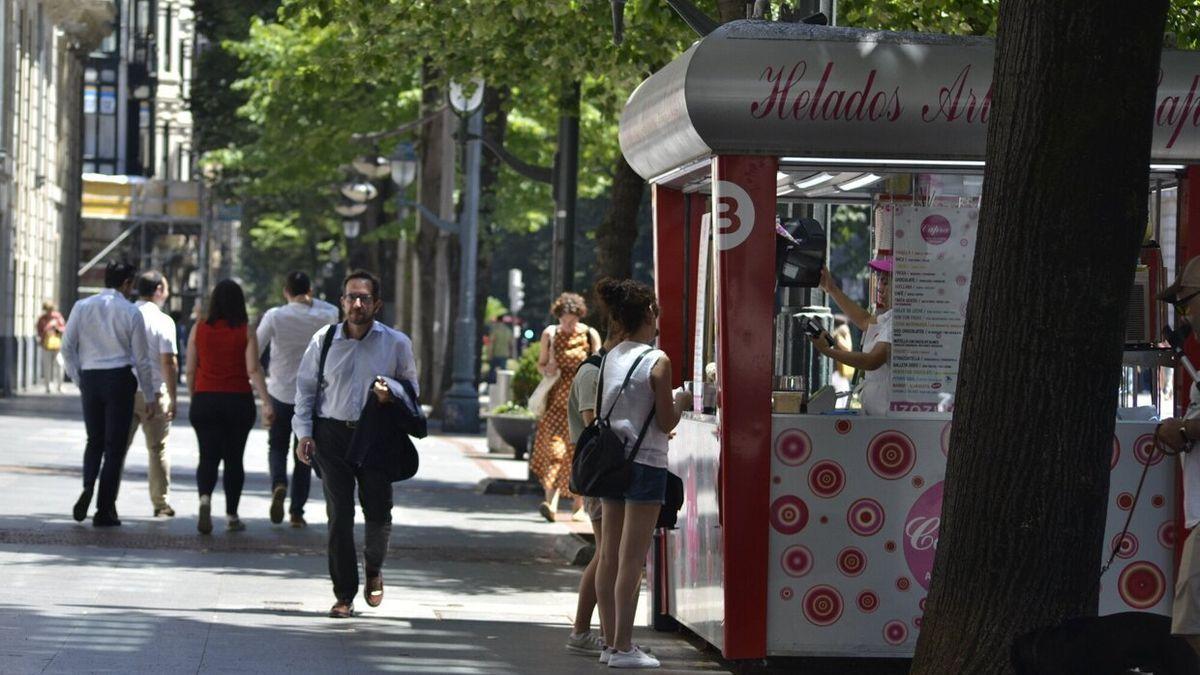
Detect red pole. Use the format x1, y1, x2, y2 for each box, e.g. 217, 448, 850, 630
653, 185, 687, 387
711, 155, 777, 658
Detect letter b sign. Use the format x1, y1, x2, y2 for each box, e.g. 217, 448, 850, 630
713, 180, 755, 251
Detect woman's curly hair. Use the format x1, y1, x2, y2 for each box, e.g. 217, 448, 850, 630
594, 277, 657, 335
550, 292, 587, 319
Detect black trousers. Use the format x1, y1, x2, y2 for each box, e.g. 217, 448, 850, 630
189, 392, 256, 515
80, 368, 138, 513
267, 396, 312, 516
314, 419, 393, 603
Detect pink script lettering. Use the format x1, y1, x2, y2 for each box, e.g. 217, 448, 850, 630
921, 65, 992, 124
750, 61, 902, 123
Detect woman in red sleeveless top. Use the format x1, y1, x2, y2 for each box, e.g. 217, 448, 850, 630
186, 279, 274, 534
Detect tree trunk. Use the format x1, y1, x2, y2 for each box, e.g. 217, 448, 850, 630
715, 0, 745, 23
911, 2, 1168, 673
476, 85, 510, 383
414, 65, 452, 400
594, 154, 646, 282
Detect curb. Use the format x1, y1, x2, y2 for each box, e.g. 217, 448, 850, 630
477, 477, 542, 496
556, 533, 596, 567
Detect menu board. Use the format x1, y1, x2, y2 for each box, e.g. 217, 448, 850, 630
888, 204, 979, 415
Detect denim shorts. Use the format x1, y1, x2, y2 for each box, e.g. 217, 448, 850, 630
624, 463, 667, 504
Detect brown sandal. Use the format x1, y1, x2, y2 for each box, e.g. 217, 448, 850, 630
365, 575, 384, 607
329, 601, 354, 618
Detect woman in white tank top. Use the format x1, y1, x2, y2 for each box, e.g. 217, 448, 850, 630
591, 279, 690, 669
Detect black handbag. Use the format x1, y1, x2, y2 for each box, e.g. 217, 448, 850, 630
570, 347, 656, 498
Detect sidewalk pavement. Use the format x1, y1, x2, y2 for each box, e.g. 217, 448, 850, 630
0, 388, 729, 674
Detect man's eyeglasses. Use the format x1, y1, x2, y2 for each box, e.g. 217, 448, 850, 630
343, 293, 374, 305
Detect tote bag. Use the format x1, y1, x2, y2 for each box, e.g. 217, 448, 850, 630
528, 327, 558, 417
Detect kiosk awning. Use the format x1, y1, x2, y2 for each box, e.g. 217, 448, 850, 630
619, 21, 1200, 181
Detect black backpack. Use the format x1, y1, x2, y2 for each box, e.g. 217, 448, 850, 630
570, 347, 656, 498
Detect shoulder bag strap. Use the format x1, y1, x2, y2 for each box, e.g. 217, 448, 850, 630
624, 349, 662, 465
601, 346, 655, 422
313, 322, 339, 422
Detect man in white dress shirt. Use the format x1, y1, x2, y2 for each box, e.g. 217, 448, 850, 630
61, 262, 156, 527
294, 270, 418, 618
257, 271, 339, 527
123, 271, 178, 517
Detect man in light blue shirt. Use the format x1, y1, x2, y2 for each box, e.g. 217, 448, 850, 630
257, 271, 339, 527
294, 270, 418, 618
61, 262, 155, 527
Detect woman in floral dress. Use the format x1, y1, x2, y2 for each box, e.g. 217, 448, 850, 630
530, 292, 600, 521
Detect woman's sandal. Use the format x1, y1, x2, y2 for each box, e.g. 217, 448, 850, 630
365, 575, 384, 607
538, 502, 555, 522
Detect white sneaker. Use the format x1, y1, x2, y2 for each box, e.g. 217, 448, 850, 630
599, 647, 615, 664
565, 630, 605, 655
607, 647, 660, 669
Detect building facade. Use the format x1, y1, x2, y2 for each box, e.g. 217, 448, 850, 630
0, 0, 113, 395
77, 0, 201, 356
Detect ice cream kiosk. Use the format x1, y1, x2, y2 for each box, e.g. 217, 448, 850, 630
620, 20, 1200, 659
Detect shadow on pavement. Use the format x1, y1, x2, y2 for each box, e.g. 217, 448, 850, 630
0, 601, 728, 674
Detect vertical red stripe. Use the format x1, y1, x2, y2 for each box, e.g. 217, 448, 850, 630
653, 185, 687, 387
712, 155, 777, 659
1174, 166, 1200, 570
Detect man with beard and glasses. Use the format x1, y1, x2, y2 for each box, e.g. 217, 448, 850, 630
293, 270, 418, 618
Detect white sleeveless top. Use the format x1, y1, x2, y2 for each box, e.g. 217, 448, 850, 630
598, 341, 669, 468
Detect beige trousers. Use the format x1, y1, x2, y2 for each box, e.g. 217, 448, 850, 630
126, 390, 172, 508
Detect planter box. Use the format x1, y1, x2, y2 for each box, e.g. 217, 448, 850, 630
484, 413, 537, 460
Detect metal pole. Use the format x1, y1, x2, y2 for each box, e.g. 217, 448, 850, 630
442, 106, 483, 433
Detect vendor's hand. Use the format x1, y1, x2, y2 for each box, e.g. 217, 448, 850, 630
372, 377, 392, 404
809, 333, 832, 354
819, 267, 837, 294
297, 437, 316, 465
1156, 418, 1191, 454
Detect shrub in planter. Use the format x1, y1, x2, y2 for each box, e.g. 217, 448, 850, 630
511, 342, 541, 407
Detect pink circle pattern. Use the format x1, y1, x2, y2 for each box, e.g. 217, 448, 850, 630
896, 577, 911, 591
884, 620, 908, 645
775, 430, 813, 466
837, 547, 867, 577
780, 587, 794, 601
857, 590, 879, 613
1111, 532, 1139, 560
940, 422, 952, 457
847, 498, 886, 536
1160, 521, 1177, 549
1116, 492, 1134, 511
1133, 434, 1164, 467
1118, 561, 1166, 610
867, 431, 916, 480
1111, 436, 1120, 470
782, 545, 814, 577
808, 460, 847, 499
803, 585, 844, 626
835, 419, 852, 435
771, 496, 809, 535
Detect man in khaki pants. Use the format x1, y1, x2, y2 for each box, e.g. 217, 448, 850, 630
125, 271, 179, 517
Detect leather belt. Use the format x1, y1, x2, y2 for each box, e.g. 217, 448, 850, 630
318, 417, 357, 430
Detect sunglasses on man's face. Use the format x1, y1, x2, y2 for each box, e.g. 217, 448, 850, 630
342, 293, 374, 305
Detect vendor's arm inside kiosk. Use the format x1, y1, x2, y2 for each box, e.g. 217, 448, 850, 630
625, 20, 1195, 661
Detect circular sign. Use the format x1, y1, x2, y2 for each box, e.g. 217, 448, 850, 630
920, 214, 951, 245
448, 77, 485, 113
714, 180, 756, 251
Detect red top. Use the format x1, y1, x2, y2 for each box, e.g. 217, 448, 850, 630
193, 320, 252, 393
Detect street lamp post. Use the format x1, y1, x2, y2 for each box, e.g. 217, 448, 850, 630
442, 84, 484, 433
